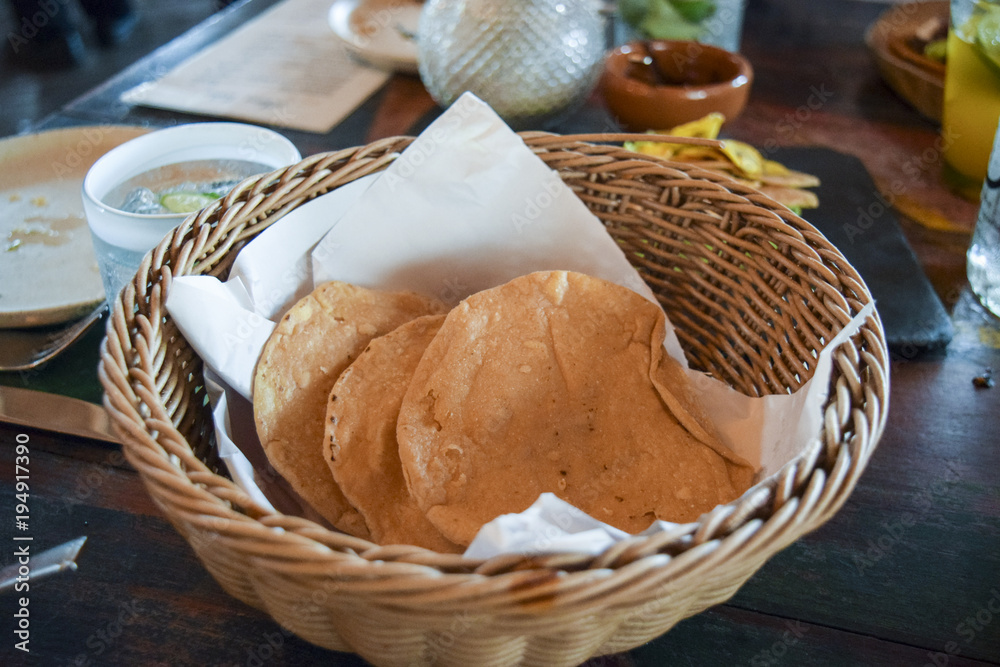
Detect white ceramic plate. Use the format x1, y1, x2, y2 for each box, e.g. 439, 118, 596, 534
328, 0, 422, 74
0, 125, 150, 328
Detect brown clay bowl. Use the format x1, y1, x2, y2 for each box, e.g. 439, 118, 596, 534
600, 40, 754, 132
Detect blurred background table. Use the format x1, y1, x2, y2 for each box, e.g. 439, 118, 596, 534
2, 0, 999, 664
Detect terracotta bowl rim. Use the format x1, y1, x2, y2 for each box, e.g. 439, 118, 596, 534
603, 39, 754, 95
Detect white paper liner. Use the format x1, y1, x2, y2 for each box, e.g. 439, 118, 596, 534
165, 93, 873, 558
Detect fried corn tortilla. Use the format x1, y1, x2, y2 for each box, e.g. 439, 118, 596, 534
624, 112, 821, 211
397, 271, 754, 546
324, 314, 461, 552
253, 281, 445, 537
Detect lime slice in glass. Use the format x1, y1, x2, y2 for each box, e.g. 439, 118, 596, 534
974, 7, 1000, 78
159, 191, 220, 214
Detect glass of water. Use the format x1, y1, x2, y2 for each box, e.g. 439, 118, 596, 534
968, 121, 1000, 317
81, 122, 301, 301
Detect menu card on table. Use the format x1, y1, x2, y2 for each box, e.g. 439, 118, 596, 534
122, 0, 392, 133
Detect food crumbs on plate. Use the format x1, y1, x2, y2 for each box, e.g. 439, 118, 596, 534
31, 196, 47, 207
8, 193, 21, 202
972, 368, 994, 389
5, 220, 68, 251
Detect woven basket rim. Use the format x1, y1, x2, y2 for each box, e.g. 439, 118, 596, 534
98, 132, 889, 600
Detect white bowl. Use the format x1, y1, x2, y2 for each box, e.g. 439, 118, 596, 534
82, 122, 301, 299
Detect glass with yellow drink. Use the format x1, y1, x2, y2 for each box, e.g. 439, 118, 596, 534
942, 0, 1000, 200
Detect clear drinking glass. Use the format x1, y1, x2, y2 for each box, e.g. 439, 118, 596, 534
941, 0, 1000, 200
82, 123, 300, 301
968, 122, 1000, 317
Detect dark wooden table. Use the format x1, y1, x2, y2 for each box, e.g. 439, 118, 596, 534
3, 0, 999, 664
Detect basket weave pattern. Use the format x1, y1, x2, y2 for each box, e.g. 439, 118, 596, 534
99, 134, 889, 667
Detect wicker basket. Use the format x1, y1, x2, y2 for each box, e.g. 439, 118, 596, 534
99, 133, 889, 667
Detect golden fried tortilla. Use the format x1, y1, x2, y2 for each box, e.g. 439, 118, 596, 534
397, 270, 753, 546
253, 281, 445, 538
324, 314, 461, 552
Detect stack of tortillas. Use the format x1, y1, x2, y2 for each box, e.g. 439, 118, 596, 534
252, 271, 754, 553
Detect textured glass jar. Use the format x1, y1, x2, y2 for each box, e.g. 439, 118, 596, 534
417, 0, 605, 130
